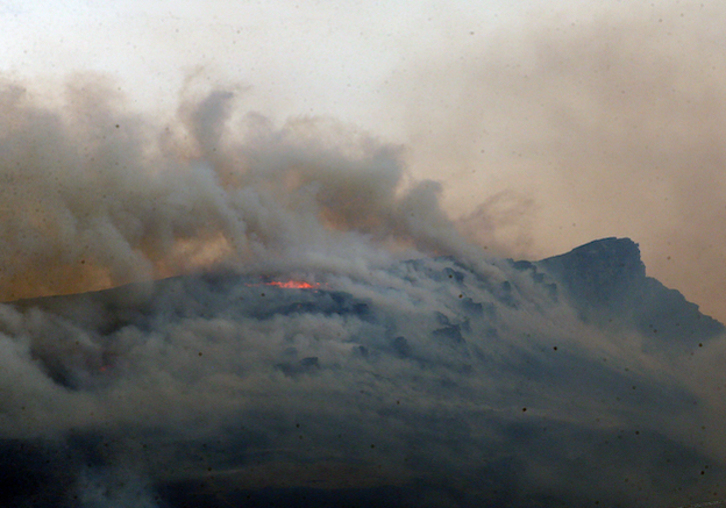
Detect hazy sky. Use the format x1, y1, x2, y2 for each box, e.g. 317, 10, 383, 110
0, 0, 519, 123
2, 0, 725, 322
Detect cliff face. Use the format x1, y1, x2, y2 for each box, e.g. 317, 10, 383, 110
538, 237, 645, 308
538, 237, 723, 345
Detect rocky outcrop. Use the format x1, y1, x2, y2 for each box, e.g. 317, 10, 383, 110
538, 237, 723, 345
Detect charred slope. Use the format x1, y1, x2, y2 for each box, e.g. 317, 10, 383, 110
537, 237, 724, 345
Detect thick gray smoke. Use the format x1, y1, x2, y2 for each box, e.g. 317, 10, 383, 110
0, 74, 487, 303
0, 74, 725, 507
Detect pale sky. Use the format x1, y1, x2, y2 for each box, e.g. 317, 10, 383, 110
0, 0, 515, 129
3, 0, 726, 322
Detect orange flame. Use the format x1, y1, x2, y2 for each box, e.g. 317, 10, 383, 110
265, 280, 321, 289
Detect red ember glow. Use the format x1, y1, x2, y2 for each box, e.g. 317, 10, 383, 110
265, 280, 321, 289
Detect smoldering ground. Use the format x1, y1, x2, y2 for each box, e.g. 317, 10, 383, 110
0, 73, 725, 506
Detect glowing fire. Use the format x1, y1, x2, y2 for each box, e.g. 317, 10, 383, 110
244, 280, 322, 289
265, 280, 320, 289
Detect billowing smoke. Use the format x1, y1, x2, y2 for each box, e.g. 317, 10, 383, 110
0, 74, 486, 303
0, 73, 725, 506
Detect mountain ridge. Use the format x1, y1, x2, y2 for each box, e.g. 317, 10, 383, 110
0, 236, 723, 507
537, 237, 724, 345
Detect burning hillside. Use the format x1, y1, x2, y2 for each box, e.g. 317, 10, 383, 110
0, 75, 725, 508
1, 239, 724, 507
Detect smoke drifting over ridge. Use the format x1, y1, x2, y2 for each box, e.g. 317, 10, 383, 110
3, 4, 726, 504
2, 235, 725, 507
0, 74, 489, 303
391, 1, 726, 322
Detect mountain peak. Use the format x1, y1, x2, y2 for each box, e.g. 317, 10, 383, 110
538, 237, 645, 307
537, 237, 723, 344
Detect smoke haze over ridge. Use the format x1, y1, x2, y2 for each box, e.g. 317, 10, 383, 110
2, 236, 725, 507
388, 1, 726, 323
2, 2, 726, 506
0, 76, 725, 505
2, 0, 726, 321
